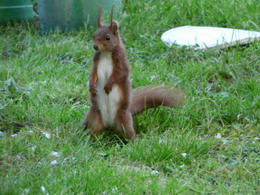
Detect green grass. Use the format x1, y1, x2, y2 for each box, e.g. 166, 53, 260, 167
1, 0, 260, 194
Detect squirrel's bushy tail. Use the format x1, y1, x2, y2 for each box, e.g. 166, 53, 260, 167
130, 85, 185, 115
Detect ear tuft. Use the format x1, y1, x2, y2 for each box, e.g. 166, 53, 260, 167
98, 6, 103, 28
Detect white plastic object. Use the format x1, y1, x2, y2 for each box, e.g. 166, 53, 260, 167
161, 26, 260, 49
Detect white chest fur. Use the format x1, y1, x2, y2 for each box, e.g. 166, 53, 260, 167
96, 52, 121, 127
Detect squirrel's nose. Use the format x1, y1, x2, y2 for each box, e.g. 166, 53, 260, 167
93, 44, 99, 51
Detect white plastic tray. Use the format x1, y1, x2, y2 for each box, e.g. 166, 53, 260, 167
161, 26, 260, 49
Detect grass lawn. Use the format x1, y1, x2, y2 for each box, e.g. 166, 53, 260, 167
0, 0, 259, 194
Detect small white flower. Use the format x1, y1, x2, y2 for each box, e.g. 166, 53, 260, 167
151, 170, 160, 175
15, 155, 22, 160
41, 186, 46, 192
50, 151, 60, 157
31, 146, 37, 152
179, 165, 185, 168
215, 133, 222, 139
181, 153, 187, 158
111, 187, 118, 193
23, 188, 30, 194
41, 131, 51, 139
222, 139, 229, 144
50, 160, 58, 165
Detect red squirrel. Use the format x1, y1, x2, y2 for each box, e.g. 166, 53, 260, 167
82, 8, 185, 140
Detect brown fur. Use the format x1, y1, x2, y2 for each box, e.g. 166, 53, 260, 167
130, 85, 185, 115
83, 8, 185, 140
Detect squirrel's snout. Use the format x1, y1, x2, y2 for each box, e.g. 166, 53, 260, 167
93, 44, 99, 51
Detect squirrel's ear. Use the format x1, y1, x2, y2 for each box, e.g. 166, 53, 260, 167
110, 21, 119, 34
98, 6, 103, 28
109, 6, 118, 34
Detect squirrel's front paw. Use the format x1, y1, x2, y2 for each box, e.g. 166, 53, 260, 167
104, 82, 113, 95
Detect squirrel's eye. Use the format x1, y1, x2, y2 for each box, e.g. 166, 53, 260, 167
106, 35, 111, 41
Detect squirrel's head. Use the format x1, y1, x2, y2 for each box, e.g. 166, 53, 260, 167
93, 7, 120, 52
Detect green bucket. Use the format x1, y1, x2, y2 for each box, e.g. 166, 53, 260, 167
0, 0, 34, 22
38, 0, 122, 32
